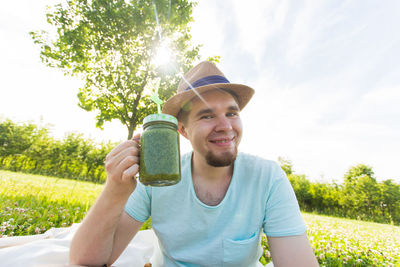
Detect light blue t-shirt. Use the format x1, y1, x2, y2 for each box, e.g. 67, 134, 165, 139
125, 152, 306, 266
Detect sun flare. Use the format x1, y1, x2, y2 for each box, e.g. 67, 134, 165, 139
152, 39, 174, 67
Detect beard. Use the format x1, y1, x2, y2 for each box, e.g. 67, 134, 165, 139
205, 147, 238, 167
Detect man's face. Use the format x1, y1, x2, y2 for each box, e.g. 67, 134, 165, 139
178, 90, 243, 167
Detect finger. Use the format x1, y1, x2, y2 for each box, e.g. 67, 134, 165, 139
131, 133, 141, 142
115, 146, 140, 162
107, 139, 139, 160
105, 146, 139, 173
118, 155, 140, 173
131, 133, 141, 147
121, 163, 139, 182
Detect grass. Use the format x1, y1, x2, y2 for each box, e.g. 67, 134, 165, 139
1, 170, 399, 266
0, 170, 103, 236
303, 213, 399, 266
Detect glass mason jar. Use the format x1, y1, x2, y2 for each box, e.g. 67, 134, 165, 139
139, 114, 181, 186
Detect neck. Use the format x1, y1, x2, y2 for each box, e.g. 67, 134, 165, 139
191, 151, 234, 206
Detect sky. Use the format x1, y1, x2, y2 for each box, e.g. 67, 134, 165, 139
1, 0, 399, 183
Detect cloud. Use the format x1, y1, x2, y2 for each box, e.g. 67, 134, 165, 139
231, 0, 289, 63
351, 86, 400, 129
178, 0, 400, 182
190, 1, 225, 60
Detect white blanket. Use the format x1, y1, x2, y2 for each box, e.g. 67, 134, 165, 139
0, 223, 158, 267
0, 225, 270, 267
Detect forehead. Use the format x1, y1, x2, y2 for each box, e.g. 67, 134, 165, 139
190, 89, 239, 111
178, 89, 240, 124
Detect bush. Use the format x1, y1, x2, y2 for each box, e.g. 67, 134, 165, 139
0, 118, 116, 183
279, 158, 400, 225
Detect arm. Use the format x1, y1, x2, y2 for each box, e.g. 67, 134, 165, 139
267, 233, 319, 267
69, 134, 143, 266
263, 164, 318, 266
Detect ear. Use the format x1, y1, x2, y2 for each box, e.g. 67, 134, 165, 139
178, 122, 189, 140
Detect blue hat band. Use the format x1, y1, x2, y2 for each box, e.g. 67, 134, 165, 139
184, 75, 230, 91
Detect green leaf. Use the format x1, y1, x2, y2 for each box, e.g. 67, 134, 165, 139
30, 0, 210, 139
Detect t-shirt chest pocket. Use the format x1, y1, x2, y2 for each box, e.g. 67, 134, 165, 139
222, 229, 262, 267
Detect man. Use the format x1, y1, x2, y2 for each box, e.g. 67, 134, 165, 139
69, 61, 319, 266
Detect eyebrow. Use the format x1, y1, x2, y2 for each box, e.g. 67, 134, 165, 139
228, 105, 240, 112
195, 108, 213, 118
194, 105, 240, 118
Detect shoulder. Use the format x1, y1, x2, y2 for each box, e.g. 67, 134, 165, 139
234, 152, 289, 191
235, 152, 282, 175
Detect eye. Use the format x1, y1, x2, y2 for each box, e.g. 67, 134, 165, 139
200, 115, 213, 120
226, 112, 239, 117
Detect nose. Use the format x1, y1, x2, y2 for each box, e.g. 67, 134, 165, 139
214, 115, 232, 132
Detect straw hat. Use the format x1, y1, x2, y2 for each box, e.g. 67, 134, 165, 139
162, 61, 255, 118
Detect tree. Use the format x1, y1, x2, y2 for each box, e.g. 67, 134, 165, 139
379, 180, 400, 223
0, 119, 42, 167
278, 156, 293, 176
344, 164, 375, 184
31, 0, 205, 139
353, 175, 380, 217
341, 164, 379, 219
288, 174, 312, 210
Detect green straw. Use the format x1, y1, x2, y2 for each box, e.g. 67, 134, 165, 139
150, 78, 163, 114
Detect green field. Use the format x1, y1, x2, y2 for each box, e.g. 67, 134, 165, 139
1, 170, 399, 266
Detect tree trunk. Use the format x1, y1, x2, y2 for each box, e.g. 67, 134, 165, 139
127, 126, 133, 140
127, 121, 137, 140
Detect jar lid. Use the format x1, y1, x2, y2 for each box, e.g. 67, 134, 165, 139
143, 113, 178, 126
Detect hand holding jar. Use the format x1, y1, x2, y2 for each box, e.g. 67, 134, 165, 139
104, 133, 141, 198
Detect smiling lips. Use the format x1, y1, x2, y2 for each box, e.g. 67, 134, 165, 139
209, 137, 235, 147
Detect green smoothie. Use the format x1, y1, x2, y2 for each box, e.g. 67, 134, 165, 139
139, 114, 181, 186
